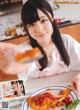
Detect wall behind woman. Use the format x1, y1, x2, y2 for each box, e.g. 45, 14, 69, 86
22, 0, 80, 20
0, 0, 80, 31
0, 5, 22, 32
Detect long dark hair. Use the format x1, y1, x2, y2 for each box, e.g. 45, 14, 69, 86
21, 0, 70, 71
11, 80, 25, 95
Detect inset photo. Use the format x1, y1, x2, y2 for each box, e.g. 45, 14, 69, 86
1, 80, 26, 99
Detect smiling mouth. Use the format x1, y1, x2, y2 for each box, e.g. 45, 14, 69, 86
38, 33, 47, 37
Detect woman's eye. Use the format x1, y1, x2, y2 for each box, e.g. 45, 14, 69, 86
41, 19, 48, 23
31, 23, 35, 26
27, 24, 31, 28
27, 23, 35, 28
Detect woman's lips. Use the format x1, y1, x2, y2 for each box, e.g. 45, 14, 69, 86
38, 33, 47, 37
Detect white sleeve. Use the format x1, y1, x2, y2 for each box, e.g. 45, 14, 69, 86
62, 34, 80, 71
18, 62, 39, 81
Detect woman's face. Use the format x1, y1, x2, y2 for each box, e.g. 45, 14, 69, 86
12, 83, 18, 91
26, 9, 53, 47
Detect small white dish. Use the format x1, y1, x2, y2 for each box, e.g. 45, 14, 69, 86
5, 35, 14, 39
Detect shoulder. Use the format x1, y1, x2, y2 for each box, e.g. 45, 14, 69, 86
61, 34, 77, 50
61, 34, 74, 45
61, 34, 79, 46
61, 34, 80, 53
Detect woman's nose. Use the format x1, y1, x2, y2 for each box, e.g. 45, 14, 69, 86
35, 22, 43, 33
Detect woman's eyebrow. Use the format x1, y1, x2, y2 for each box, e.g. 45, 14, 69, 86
40, 16, 47, 19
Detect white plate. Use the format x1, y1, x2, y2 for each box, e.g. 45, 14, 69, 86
5, 35, 14, 39
22, 86, 79, 110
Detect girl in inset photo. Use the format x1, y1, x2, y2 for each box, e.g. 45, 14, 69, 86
1, 80, 25, 98
11, 80, 25, 96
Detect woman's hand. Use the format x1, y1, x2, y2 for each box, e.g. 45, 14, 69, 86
71, 73, 80, 95
0, 42, 24, 55
0, 42, 29, 74
17, 82, 24, 96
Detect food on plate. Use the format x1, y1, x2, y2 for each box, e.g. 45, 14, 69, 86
26, 88, 72, 110
15, 47, 43, 63
4, 95, 16, 98
59, 87, 70, 96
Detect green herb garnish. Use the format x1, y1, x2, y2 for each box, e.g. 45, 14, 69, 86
66, 99, 80, 109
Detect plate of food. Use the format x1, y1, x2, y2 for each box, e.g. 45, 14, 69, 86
22, 86, 79, 110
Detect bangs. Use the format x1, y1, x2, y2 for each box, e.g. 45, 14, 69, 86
22, 3, 40, 25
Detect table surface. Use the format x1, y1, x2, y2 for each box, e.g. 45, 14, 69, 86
25, 70, 79, 92
24, 71, 80, 110
0, 70, 79, 110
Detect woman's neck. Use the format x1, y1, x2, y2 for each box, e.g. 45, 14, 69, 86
39, 40, 52, 48
43, 40, 54, 57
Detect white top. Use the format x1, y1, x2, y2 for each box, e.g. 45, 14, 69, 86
18, 34, 80, 80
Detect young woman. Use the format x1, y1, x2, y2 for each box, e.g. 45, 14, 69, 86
11, 80, 25, 96
0, 0, 80, 94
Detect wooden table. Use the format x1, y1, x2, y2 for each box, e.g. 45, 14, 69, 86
0, 70, 18, 82
60, 24, 80, 42
3, 35, 29, 44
